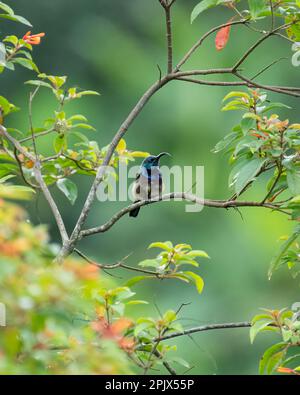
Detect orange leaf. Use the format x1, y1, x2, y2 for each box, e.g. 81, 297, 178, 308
110, 318, 133, 335
215, 20, 232, 51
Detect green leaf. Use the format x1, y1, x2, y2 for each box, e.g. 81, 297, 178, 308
175, 243, 192, 251
68, 114, 88, 122
0, 95, 18, 116
134, 322, 154, 337
259, 342, 287, 375
76, 90, 100, 97
53, 135, 67, 153
3, 35, 18, 46
251, 313, 273, 324
267, 350, 286, 375
222, 100, 248, 112
234, 158, 266, 195
168, 273, 190, 283
71, 131, 89, 144
176, 258, 199, 267
212, 132, 240, 154
282, 329, 292, 342
0, 13, 32, 26
3, 61, 15, 71
191, 0, 218, 23
250, 320, 273, 344
56, 178, 78, 205
126, 300, 148, 305
282, 195, 300, 209
286, 169, 300, 196
113, 287, 135, 300
111, 303, 125, 316
138, 259, 161, 268
186, 250, 209, 259
241, 117, 255, 135
268, 225, 300, 279
163, 310, 177, 323
25, 80, 53, 89
248, 0, 269, 20
282, 354, 300, 367
12, 57, 39, 72
125, 276, 152, 287
261, 103, 291, 114
0, 2, 14, 15
223, 91, 250, 102
184, 271, 204, 294
40, 74, 67, 89
71, 123, 95, 131
0, 175, 15, 184
148, 241, 173, 251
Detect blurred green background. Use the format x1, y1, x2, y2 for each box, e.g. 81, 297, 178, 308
2, 0, 300, 374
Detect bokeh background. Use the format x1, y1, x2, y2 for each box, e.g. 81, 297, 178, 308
2, 0, 300, 374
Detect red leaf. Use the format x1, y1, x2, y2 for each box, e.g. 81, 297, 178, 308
215, 20, 232, 51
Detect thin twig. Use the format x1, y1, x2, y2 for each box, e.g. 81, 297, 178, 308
13, 146, 40, 189
164, 5, 173, 73
74, 248, 159, 276
153, 349, 177, 376
270, 0, 275, 31
175, 19, 248, 72
156, 321, 252, 342
250, 57, 287, 80
19, 128, 55, 144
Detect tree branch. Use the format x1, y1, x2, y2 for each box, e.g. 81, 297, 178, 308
53, 13, 300, 260
233, 71, 300, 97
0, 124, 69, 244
156, 321, 251, 342
175, 76, 246, 87
80, 192, 284, 238
175, 19, 248, 72
19, 128, 55, 144
154, 349, 177, 375
61, 76, 171, 259
232, 21, 296, 71
159, 0, 174, 74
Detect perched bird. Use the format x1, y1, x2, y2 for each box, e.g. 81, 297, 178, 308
129, 152, 170, 218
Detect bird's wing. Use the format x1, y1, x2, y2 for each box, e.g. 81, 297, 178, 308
133, 171, 152, 201
132, 171, 142, 200
133, 168, 163, 201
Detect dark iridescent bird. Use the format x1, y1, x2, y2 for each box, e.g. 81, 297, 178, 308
129, 152, 171, 218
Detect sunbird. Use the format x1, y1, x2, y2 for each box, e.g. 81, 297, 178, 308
130, 152, 170, 218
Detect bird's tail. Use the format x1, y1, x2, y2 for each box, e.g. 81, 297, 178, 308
129, 202, 140, 218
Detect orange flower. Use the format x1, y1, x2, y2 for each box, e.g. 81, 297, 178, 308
250, 129, 269, 139
215, 18, 233, 51
23, 31, 45, 45
118, 337, 135, 353
91, 317, 135, 353
277, 366, 294, 374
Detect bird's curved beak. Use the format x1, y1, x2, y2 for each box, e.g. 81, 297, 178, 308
156, 152, 172, 161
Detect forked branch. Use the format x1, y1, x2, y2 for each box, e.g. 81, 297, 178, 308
3, 2, 299, 259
